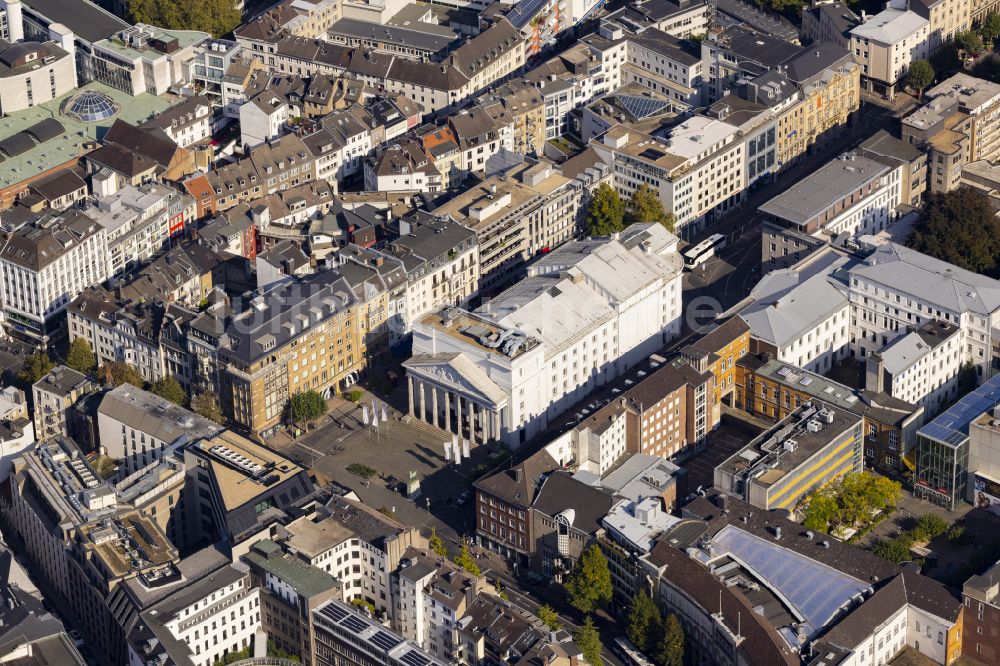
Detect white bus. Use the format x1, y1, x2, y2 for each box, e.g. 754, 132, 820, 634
614, 637, 656, 666
683, 233, 726, 269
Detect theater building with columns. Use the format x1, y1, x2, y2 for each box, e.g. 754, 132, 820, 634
403, 223, 685, 449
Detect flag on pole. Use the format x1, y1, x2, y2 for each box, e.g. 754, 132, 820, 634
462, 438, 470, 458
381, 405, 388, 423
443, 440, 451, 461
452, 434, 460, 462
362, 404, 369, 425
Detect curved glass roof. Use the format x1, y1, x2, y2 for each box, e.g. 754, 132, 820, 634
65, 90, 120, 123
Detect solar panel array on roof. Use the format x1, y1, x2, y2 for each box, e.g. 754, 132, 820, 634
507, 0, 547, 28
318, 602, 350, 623
0, 133, 36, 158
25, 118, 65, 143
400, 649, 432, 666
371, 631, 403, 651
711, 525, 869, 639
341, 614, 369, 634
618, 94, 671, 120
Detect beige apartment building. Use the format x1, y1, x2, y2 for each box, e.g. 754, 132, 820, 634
972, 0, 1000, 23
850, 9, 930, 99
912, 0, 970, 51
903, 73, 1000, 193
217, 269, 367, 435
433, 159, 578, 295
777, 49, 861, 167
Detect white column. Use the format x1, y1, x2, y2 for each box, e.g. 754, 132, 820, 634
455, 394, 463, 440
492, 410, 501, 442
407, 376, 414, 417
431, 386, 439, 429
443, 391, 452, 434
468, 402, 477, 447
418, 380, 426, 422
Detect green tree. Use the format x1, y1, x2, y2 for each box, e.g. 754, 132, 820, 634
908, 189, 1000, 276
802, 491, 838, 533
289, 389, 328, 424
573, 616, 603, 666
150, 376, 188, 407
983, 15, 1000, 41
191, 391, 225, 424
66, 338, 96, 374
428, 526, 448, 557
929, 42, 961, 76
565, 543, 612, 614
913, 513, 949, 541
626, 590, 661, 653
99, 361, 143, 387
983, 13, 1000, 43
974, 53, 1000, 83
537, 604, 562, 631
907, 60, 935, 98
18, 352, 54, 384
625, 184, 674, 232
955, 30, 985, 55
656, 613, 685, 666
872, 534, 915, 563
346, 463, 376, 479
586, 183, 625, 236
127, 0, 240, 38
454, 541, 481, 577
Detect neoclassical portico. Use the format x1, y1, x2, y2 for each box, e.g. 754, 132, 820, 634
403, 352, 508, 447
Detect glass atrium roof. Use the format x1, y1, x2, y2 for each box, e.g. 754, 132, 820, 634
65, 90, 120, 123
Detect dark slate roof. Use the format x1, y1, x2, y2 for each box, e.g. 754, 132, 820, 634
718, 25, 802, 68
622, 358, 713, 411
822, 567, 960, 649
0, 132, 35, 157
220, 269, 357, 365
86, 143, 159, 177
475, 449, 560, 508
24, 118, 65, 143
784, 41, 852, 84
532, 471, 615, 535
860, 129, 925, 164
29, 168, 86, 201
22, 0, 128, 44
104, 119, 180, 169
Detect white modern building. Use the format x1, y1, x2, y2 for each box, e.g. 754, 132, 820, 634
132, 563, 263, 666
849, 8, 929, 98
740, 255, 852, 374
760, 152, 904, 270
97, 384, 223, 474
281, 498, 424, 620
405, 223, 684, 448
867, 319, 963, 418
0, 210, 109, 342
84, 183, 194, 277
240, 94, 289, 149
393, 549, 479, 661
848, 241, 1000, 383
596, 117, 745, 238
